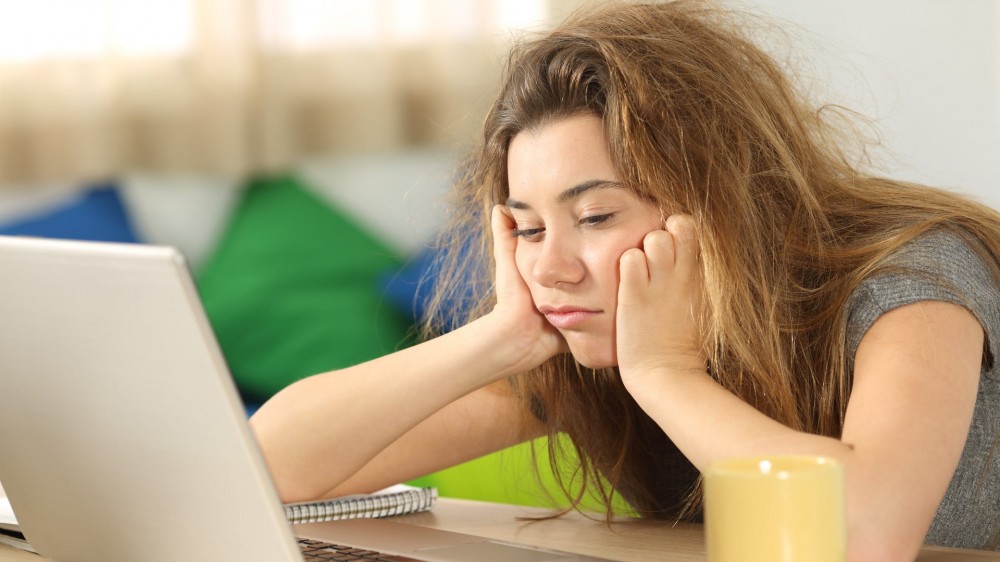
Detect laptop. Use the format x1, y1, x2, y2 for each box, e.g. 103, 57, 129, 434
0, 235, 612, 562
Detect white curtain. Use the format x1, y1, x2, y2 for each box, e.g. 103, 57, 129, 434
0, 0, 585, 187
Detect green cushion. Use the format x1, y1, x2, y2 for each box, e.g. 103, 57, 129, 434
196, 175, 413, 402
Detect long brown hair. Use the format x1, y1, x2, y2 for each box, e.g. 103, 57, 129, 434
422, 0, 1000, 530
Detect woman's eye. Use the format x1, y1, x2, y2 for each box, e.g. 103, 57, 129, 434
580, 213, 614, 227
512, 227, 545, 241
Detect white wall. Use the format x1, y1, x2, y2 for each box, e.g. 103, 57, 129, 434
744, 0, 1000, 209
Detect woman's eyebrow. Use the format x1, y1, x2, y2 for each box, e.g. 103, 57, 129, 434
507, 179, 623, 209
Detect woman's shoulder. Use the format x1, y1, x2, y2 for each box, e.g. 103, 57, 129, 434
844, 229, 1000, 369
855, 229, 997, 305
881, 229, 991, 271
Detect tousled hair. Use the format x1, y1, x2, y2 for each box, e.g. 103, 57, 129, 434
420, 0, 1000, 539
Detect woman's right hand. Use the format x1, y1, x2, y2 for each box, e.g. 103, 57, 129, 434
486, 205, 567, 374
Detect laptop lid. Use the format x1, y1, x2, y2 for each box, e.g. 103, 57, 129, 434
0, 235, 303, 562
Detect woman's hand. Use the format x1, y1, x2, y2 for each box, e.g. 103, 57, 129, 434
487, 205, 567, 373
616, 214, 707, 388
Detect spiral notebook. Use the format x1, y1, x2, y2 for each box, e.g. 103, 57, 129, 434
0, 235, 612, 562
284, 484, 436, 524
0, 484, 435, 548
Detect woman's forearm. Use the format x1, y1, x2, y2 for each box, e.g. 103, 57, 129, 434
248, 313, 532, 503
626, 369, 852, 471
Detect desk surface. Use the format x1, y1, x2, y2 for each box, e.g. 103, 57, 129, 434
1, 498, 998, 561
396, 499, 1000, 561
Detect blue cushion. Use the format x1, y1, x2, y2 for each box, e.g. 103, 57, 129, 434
379, 248, 438, 323
379, 242, 480, 331
0, 183, 140, 243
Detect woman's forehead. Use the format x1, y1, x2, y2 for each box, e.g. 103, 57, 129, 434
507, 115, 617, 193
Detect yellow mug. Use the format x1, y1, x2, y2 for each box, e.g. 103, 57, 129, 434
704, 455, 846, 562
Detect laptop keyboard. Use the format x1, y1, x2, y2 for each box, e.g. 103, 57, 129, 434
298, 538, 422, 561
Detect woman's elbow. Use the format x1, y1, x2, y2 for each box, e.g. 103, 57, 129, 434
846, 507, 929, 562
847, 533, 923, 562
249, 408, 321, 503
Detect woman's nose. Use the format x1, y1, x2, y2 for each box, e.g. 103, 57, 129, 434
531, 236, 585, 288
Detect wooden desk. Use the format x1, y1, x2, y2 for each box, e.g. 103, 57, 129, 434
2, 498, 998, 561
390, 499, 1000, 561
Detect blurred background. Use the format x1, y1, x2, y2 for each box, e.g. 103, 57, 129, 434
0, 0, 997, 507
0, 0, 588, 262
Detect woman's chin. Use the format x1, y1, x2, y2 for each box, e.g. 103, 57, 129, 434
577, 358, 617, 370
565, 343, 618, 370
560, 330, 619, 370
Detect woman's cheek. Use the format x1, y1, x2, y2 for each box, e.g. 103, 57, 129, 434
513, 245, 533, 285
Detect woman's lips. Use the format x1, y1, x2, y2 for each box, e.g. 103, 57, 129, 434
538, 306, 601, 329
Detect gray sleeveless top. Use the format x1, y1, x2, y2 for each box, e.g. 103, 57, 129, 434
844, 231, 1000, 550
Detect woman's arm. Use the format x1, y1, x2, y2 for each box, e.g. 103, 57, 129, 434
250, 206, 564, 503
616, 216, 982, 562
250, 315, 540, 503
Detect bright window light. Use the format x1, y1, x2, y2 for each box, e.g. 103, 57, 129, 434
495, 0, 547, 31
0, 0, 548, 61
0, 0, 192, 62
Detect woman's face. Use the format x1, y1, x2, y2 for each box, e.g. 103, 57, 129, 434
507, 113, 662, 369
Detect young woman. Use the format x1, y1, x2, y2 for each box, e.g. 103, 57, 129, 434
250, 2, 1000, 559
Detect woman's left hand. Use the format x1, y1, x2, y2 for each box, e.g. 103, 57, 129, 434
616, 214, 707, 389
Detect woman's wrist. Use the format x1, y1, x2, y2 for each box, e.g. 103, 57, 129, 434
470, 311, 559, 378
619, 355, 708, 395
